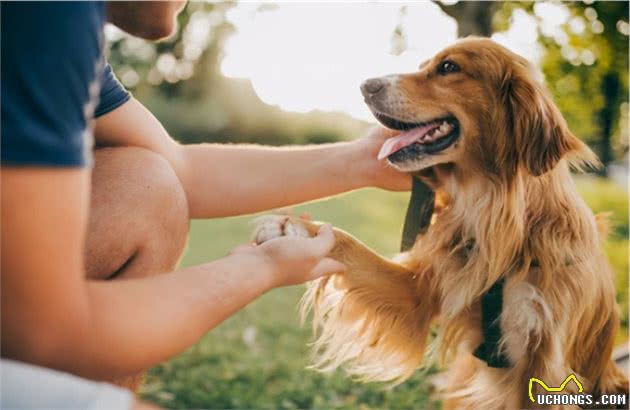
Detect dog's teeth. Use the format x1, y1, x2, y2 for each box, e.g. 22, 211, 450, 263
419, 121, 454, 144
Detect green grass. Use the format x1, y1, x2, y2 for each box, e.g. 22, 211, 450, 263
576, 177, 629, 331
141, 178, 628, 409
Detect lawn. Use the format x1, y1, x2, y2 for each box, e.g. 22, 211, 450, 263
140, 177, 628, 410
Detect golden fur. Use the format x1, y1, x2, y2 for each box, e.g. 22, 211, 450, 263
256, 38, 628, 409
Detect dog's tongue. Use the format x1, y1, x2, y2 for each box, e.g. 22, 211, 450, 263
377, 123, 437, 160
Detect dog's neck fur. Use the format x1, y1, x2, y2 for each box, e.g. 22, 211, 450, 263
420, 159, 599, 318
413, 159, 607, 381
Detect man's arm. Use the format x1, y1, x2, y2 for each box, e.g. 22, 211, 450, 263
94, 98, 410, 218
1, 167, 342, 379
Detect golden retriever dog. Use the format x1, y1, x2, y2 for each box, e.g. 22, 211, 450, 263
254, 38, 628, 409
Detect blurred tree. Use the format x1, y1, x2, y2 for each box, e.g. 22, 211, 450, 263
107, 1, 628, 163
435, 1, 499, 36
535, 2, 629, 174
107, 2, 233, 96
106, 2, 367, 146
431, 1, 629, 172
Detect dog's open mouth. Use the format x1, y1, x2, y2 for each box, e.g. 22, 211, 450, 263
375, 113, 460, 160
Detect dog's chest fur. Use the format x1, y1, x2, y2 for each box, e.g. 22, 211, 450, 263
419, 198, 553, 368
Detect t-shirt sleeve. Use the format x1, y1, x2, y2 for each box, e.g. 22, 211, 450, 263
95, 64, 131, 118
1, 2, 105, 167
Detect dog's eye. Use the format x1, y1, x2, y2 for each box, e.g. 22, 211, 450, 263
437, 60, 460, 75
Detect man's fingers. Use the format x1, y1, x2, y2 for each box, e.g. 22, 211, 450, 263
369, 125, 399, 140
311, 257, 346, 279
308, 224, 336, 257
230, 243, 254, 254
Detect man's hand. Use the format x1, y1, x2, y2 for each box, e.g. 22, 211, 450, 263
350, 126, 412, 192
230, 224, 345, 288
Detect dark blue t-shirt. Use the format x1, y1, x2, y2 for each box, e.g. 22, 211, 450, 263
1, 2, 130, 167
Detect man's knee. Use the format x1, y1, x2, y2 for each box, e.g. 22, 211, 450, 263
87, 147, 189, 279
123, 147, 189, 255
120, 147, 188, 229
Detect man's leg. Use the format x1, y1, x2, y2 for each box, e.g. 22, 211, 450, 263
85, 147, 189, 280
85, 147, 190, 389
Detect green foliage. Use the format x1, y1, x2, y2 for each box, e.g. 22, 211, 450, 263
537, 2, 629, 166
577, 177, 629, 237
141, 179, 627, 409
576, 177, 629, 329
605, 239, 629, 330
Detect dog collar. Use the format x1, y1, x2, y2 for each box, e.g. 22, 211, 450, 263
401, 176, 511, 369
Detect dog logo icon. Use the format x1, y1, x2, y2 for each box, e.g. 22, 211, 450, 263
528, 374, 584, 402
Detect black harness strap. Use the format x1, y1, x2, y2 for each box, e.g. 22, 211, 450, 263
473, 278, 510, 368
401, 176, 511, 368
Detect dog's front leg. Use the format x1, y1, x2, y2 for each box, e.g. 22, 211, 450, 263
253, 215, 439, 384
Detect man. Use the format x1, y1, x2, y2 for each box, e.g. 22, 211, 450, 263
1, 2, 409, 408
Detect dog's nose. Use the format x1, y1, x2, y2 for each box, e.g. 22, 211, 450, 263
361, 78, 386, 97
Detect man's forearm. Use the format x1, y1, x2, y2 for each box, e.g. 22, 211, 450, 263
95, 98, 408, 219
13, 255, 272, 380
179, 141, 370, 218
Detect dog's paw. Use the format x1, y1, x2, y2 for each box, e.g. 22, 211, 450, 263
252, 215, 310, 245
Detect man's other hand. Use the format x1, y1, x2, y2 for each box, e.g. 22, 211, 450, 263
351, 126, 412, 192
230, 224, 345, 288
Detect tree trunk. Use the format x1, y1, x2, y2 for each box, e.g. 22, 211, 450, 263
434, 1, 498, 37
598, 72, 620, 175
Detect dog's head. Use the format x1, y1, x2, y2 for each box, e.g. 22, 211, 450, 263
363, 38, 596, 179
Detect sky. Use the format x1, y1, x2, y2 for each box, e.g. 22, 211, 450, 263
220, 2, 546, 122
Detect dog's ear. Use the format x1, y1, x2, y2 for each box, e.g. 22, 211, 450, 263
502, 64, 594, 176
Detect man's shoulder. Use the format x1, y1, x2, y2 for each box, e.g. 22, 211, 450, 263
1, 1, 107, 167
